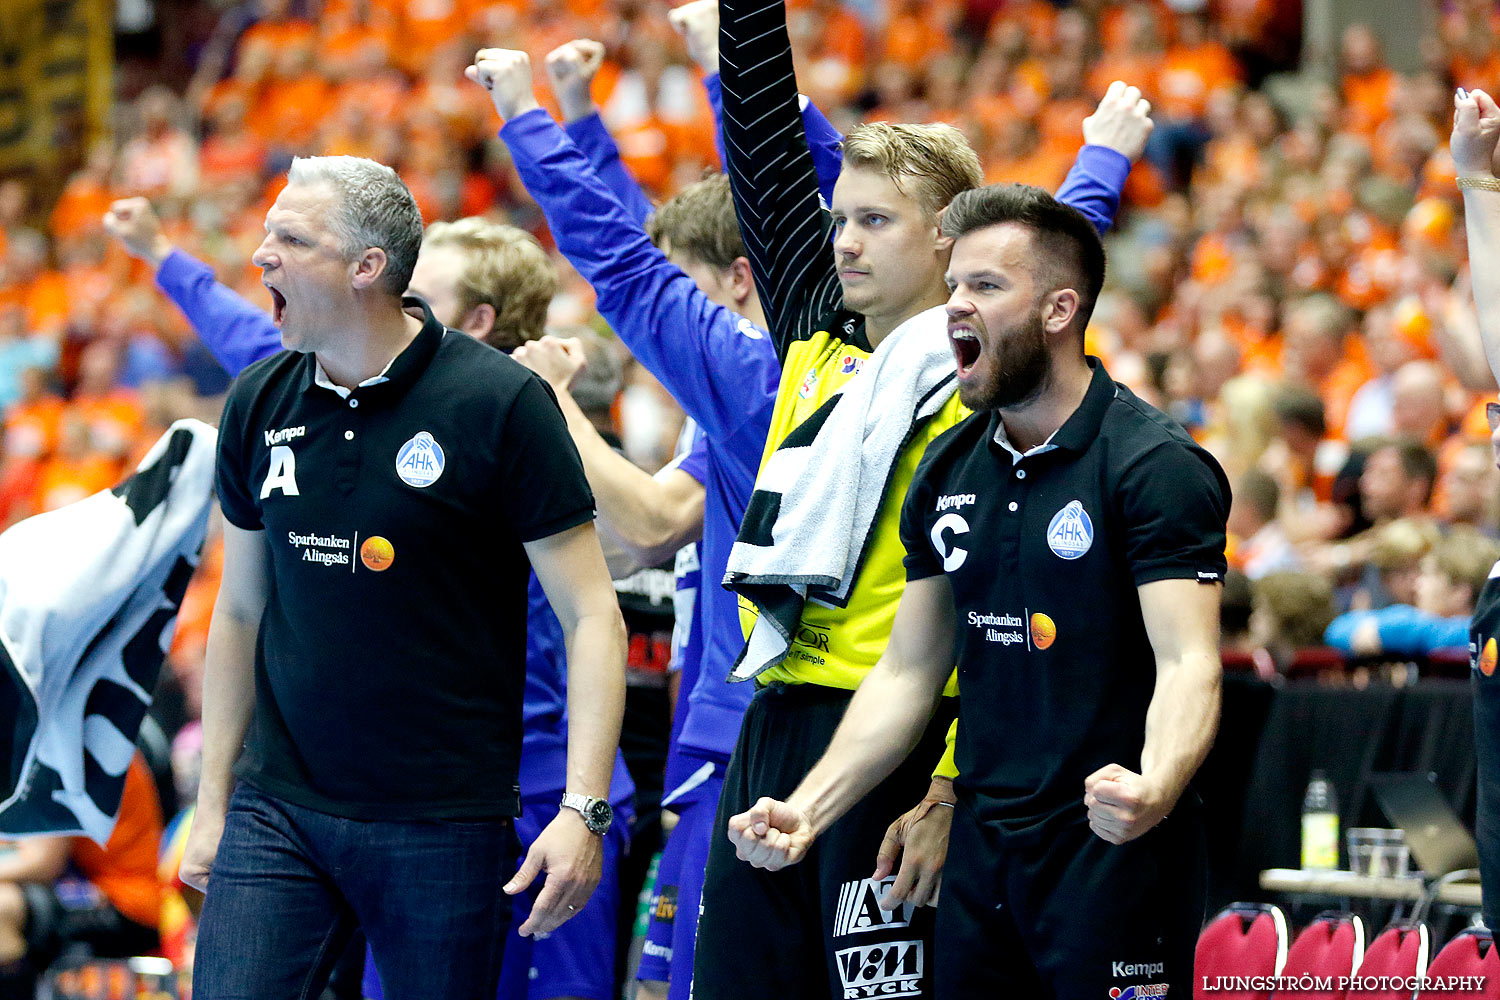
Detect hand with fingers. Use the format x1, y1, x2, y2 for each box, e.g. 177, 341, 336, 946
870, 779, 954, 909
512, 335, 587, 394
726, 796, 814, 871
103, 197, 174, 268
1083, 763, 1170, 845
505, 808, 604, 937
668, 0, 720, 76
178, 806, 225, 892
466, 48, 542, 122
1452, 87, 1500, 180
545, 40, 607, 123
1082, 81, 1154, 164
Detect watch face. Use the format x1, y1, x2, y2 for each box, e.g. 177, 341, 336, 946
586, 800, 613, 831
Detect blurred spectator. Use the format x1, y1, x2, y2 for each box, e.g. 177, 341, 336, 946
1250, 570, 1337, 673
1228, 467, 1301, 579
1325, 526, 1500, 657
1441, 441, 1500, 536
1358, 439, 1439, 527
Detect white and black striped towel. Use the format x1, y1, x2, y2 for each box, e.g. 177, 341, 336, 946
0, 419, 216, 842
724, 305, 957, 681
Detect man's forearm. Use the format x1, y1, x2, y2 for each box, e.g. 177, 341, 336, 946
562, 610, 628, 797
788, 659, 944, 837
197, 610, 260, 813
556, 388, 697, 558
1461, 190, 1500, 383
1139, 652, 1220, 809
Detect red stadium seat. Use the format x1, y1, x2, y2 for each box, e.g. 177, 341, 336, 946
1195, 902, 1289, 1000
1415, 928, 1500, 998
1276, 912, 1365, 999
1347, 923, 1429, 999
1285, 647, 1348, 680
1221, 648, 1258, 675
1423, 647, 1472, 680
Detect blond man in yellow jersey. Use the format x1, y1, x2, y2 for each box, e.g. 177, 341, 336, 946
691, 0, 1154, 994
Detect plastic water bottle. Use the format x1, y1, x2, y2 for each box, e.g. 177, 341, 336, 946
1301, 769, 1339, 870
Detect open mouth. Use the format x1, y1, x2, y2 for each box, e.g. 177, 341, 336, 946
267, 286, 287, 326
950, 329, 981, 377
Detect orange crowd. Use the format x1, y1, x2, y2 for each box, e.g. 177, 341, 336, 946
2, 0, 1500, 710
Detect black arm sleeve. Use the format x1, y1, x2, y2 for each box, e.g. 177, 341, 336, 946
214, 379, 263, 531
719, 0, 845, 363
1119, 442, 1231, 586
496, 377, 597, 543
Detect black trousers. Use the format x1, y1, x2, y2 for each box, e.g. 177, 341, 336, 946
935, 793, 1207, 999
693, 682, 956, 1000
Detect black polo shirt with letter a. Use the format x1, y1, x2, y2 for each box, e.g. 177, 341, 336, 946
216, 297, 595, 821
900, 358, 1229, 841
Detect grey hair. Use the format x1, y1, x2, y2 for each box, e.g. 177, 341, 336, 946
287, 155, 423, 296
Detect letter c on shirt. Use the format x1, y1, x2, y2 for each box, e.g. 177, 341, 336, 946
930, 512, 970, 572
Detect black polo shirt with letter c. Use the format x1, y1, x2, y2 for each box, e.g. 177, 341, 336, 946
215, 297, 595, 821
899, 358, 1229, 841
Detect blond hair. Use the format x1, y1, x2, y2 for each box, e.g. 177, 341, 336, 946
840, 122, 983, 217
1430, 527, 1500, 600
647, 173, 747, 270
422, 218, 556, 349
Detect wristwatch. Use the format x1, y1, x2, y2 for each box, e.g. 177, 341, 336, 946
560, 793, 613, 835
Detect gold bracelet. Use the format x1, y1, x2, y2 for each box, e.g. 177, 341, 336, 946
1458, 175, 1500, 192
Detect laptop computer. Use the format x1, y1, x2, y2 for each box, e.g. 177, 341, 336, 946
1368, 772, 1480, 877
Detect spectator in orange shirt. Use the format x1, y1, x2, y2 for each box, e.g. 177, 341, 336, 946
1088, 3, 1163, 103
0, 755, 162, 999
118, 88, 199, 204
49, 142, 116, 246
198, 94, 267, 191
882, 0, 952, 70
68, 344, 144, 465
1149, 12, 1241, 187
1282, 292, 1372, 439
1340, 24, 1397, 137
3, 367, 64, 463
34, 414, 120, 513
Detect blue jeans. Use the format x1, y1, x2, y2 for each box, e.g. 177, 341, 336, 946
194, 782, 520, 1000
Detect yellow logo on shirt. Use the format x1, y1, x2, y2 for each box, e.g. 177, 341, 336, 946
1030, 613, 1056, 650
360, 536, 394, 572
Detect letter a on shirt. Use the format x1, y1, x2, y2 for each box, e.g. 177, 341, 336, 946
260, 445, 300, 499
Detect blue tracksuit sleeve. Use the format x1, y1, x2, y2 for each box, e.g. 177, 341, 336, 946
704, 72, 842, 208
1325, 605, 1471, 656
1054, 145, 1132, 235
1324, 610, 1368, 654
562, 112, 656, 228
154, 249, 284, 376
501, 109, 780, 445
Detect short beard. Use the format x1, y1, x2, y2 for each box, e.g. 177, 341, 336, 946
957, 307, 1051, 412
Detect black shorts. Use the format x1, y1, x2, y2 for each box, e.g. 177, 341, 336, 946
935, 794, 1206, 999
693, 682, 956, 1000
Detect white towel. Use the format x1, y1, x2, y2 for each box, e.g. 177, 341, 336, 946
0, 419, 217, 842
725, 305, 956, 680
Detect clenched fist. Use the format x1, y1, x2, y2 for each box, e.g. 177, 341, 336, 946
1082, 81, 1154, 164
467, 48, 542, 122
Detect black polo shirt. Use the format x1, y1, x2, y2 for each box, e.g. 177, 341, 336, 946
900, 358, 1229, 842
216, 297, 595, 821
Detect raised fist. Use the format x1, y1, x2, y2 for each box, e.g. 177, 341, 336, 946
545, 40, 606, 123
467, 48, 541, 122
669, 0, 719, 75
1082, 81, 1154, 164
